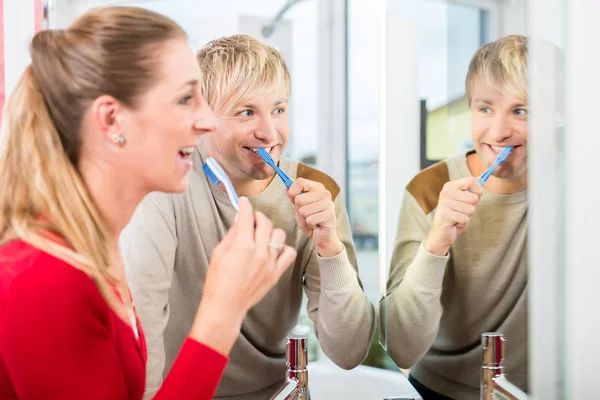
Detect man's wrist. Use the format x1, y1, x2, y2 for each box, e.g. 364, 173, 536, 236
316, 238, 344, 258
423, 236, 450, 257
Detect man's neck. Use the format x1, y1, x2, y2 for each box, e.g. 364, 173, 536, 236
466, 152, 527, 194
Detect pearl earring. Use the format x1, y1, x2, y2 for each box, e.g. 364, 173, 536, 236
111, 133, 126, 147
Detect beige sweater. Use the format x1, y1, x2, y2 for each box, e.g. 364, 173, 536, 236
120, 138, 376, 399
382, 152, 528, 399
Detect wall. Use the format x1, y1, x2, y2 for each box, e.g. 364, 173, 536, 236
3, 0, 37, 103
564, 0, 600, 397
502, 0, 528, 36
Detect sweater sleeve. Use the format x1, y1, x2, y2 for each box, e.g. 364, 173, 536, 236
120, 192, 178, 399
0, 256, 228, 400
303, 194, 376, 370
381, 190, 450, 369
0, 260, 132, 400
154, 338, 227, 399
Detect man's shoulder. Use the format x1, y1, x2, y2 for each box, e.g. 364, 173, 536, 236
406, 160, 451, 215
293, 161, 341, 201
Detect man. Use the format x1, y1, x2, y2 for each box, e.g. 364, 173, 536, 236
383, 35, 529, 399
120, 34, 376, 399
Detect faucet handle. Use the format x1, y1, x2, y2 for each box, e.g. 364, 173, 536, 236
481, 332, 505, 367
286, 335, 308, 371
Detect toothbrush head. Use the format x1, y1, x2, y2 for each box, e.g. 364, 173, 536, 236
257, 147, 276, 166
496, 146, 514, 165
202, 162, 221, 186
203, 157, 240, 211
478, 146, 515, 186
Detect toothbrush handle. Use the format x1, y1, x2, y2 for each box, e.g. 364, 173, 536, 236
478, 160, 500, 186
275, 167, 303, 194
277, 170, 292, 188
270, 164, 293, 188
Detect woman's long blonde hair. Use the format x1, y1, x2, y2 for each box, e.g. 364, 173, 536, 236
0, 6, 186, 320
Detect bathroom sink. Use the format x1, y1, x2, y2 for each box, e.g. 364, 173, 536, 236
307, 359, 422, 400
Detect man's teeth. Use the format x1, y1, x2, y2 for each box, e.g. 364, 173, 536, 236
249, 147, 273, 153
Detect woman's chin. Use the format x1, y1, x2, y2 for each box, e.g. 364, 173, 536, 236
155, 176, 189, 195
172, 178, 189, 193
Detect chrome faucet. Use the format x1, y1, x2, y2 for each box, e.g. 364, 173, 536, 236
481, 332, 529, 400
270, 336, 309, 400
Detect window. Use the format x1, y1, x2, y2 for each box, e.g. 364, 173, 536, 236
348, 0, 380, 307
418, 1, 493, 168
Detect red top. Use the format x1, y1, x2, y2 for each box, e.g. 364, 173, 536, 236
0, 239, 228, 399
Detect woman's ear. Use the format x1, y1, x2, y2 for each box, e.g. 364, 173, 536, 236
90, 95, 125, 145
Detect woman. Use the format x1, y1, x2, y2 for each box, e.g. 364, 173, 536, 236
0, 6, 296, 400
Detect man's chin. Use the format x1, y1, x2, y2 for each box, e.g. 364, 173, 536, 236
248, 167, 277, 181
492, 165, 527, 180
492, 170, 513, 179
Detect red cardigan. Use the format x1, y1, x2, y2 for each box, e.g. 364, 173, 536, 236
0, 240, 228, 399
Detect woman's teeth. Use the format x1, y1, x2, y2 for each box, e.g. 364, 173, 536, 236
178, 147, 194, 159
491, 145, 508, 153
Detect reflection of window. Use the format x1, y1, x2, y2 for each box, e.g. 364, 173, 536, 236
348, 0, 395, 371
347, 0, 379, 297
419, 0, 493, 168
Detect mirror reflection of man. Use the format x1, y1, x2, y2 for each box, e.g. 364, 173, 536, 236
384, 35, 530, 400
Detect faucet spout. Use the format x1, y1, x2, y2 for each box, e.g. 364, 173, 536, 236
270, 336, 309, 400
492, 375, 529, 399
270, 379, 300, 400
480, 332, 529, 400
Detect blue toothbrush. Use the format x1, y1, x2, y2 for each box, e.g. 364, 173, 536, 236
257, 148, 294, 188
478, 146, 513, 186
202, 157, 239, 211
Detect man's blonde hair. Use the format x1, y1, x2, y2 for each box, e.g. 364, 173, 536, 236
466, 35, 528, 105
196, 34, 291, 111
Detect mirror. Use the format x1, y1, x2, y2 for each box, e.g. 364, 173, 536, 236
379, 1, 543, 399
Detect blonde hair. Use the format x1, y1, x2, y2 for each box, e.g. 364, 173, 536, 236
0, 7, 185, 321
196, 34, 291, 111
466, 35, 528, 105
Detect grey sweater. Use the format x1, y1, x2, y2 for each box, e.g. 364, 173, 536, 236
120, 139, 376, 399
382, 152, 528, 399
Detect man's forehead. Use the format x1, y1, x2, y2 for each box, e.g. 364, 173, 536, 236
471, 82, 526, 103
234, 90, 289, 106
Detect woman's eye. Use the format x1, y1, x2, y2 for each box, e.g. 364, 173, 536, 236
179, 95, 193, 105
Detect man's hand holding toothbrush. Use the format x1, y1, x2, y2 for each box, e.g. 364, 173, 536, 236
288, 178, 344, 258
424, 177, 484, 257
423, 146, 512, 257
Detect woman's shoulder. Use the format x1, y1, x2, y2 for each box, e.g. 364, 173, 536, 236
0, 240, 110, 320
